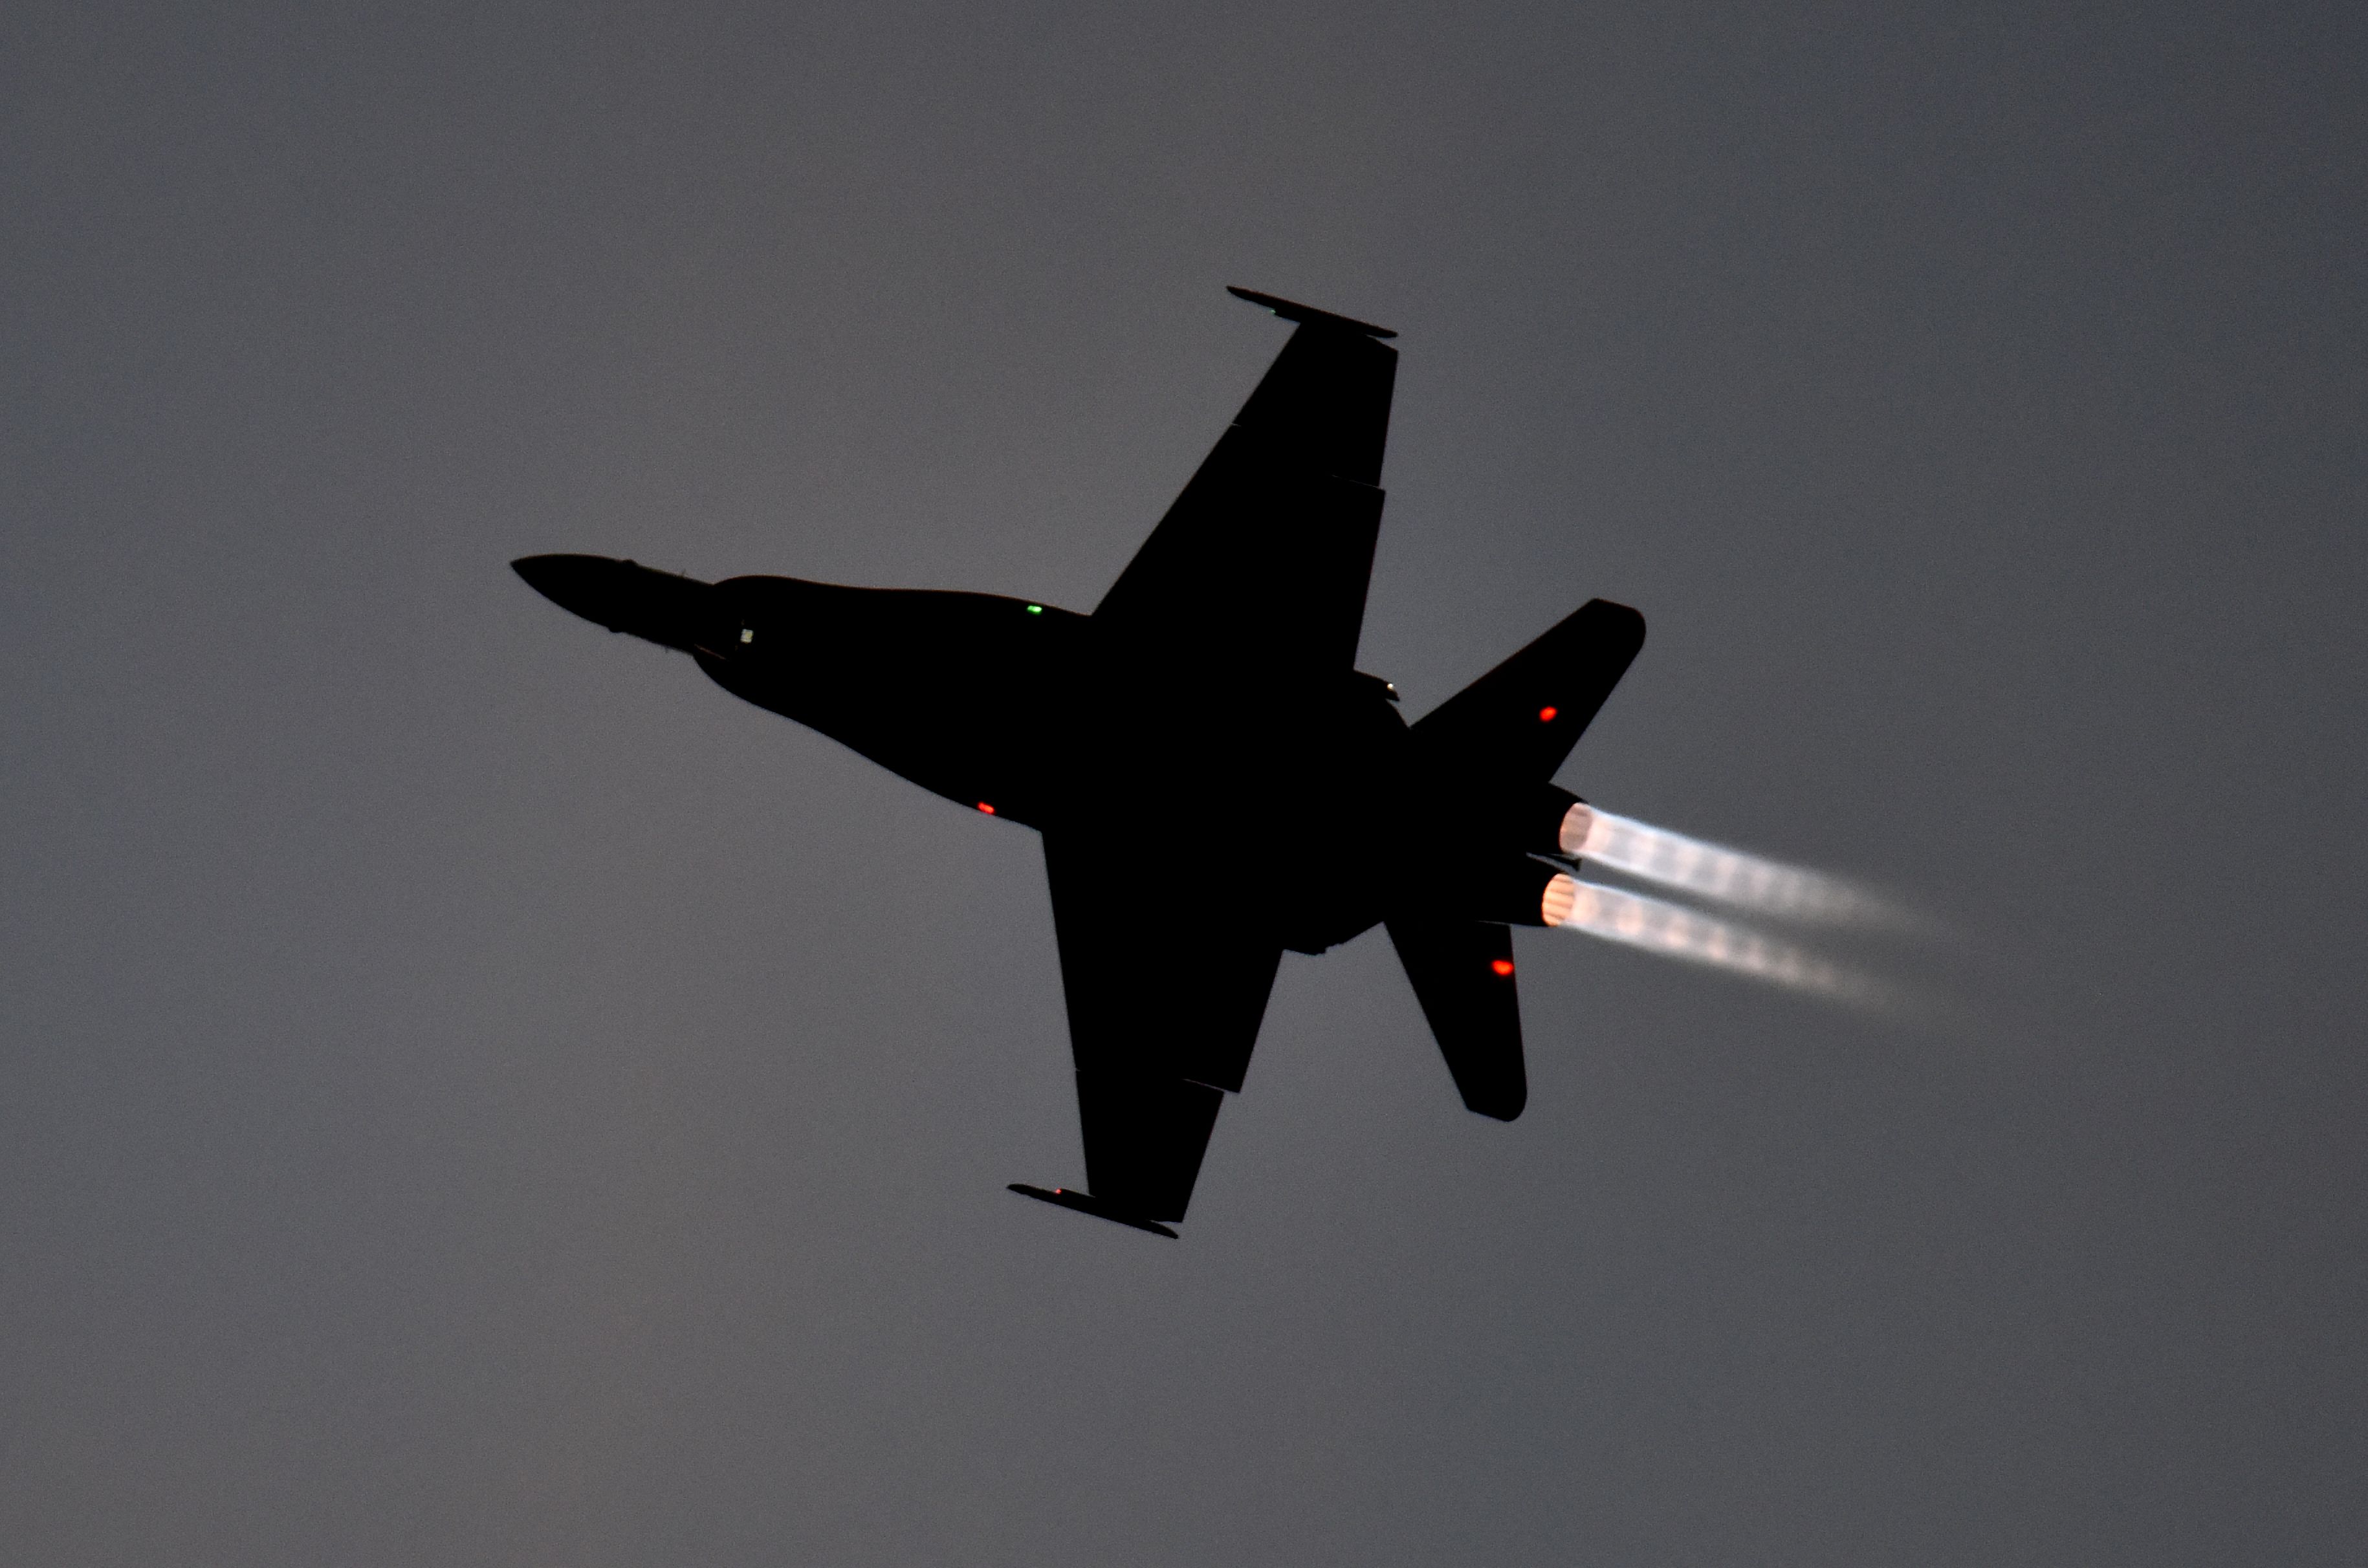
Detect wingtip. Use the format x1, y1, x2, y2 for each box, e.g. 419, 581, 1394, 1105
1225, 286, 1398, 340
1007, 1184, 1179, 1238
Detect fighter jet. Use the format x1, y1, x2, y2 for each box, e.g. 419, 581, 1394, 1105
514, 288, 1645, 1237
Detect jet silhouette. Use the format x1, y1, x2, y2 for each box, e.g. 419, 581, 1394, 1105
515, 288, 1645, 1237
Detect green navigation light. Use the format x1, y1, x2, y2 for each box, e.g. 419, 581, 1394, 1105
1026, 604, 1043, 615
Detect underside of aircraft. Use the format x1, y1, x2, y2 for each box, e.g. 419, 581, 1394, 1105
515, 287, 1645, 1237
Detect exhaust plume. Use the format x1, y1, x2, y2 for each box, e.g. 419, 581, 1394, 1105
1559, 803, 1895, 930
1550, 879, 1880, 1005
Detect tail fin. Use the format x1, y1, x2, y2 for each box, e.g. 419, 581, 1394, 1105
1412, 600, 1645, 779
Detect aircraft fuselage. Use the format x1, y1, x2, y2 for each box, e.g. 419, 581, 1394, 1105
512, 554, 1568, 956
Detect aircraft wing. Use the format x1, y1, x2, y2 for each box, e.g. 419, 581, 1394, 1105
1015, 833, 1284, 1231
1093, 289, 1399, 675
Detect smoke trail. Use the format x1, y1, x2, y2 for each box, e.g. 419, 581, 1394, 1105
1561, 804, 1898, 930
1552, 880, 1882, 1005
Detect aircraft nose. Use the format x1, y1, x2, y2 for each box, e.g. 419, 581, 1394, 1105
512, 552, 602, 609
512, 554, 722, 652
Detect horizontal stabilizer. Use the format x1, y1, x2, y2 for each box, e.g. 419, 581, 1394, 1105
1007, 1184, 1179, 1238
1414, 599, 1645, 780
1226, 286, 1398, 340
1387, 916, 1528, 1120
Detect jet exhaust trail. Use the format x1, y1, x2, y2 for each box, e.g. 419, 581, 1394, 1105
1559, 803, 1894, 930
1545, 878, 1878, 1003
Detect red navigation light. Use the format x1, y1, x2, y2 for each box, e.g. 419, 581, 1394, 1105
977, 801, 996, 814
1538, 705, 1559, 723
1491, 959, 1516, 977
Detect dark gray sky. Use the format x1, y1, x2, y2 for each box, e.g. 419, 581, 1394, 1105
6, 3, 2363, 1562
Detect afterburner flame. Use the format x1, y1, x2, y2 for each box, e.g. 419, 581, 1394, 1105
1554, 880, 1877, 1002
1540, 872, 1577, 927
1558, 804, 1892, 928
